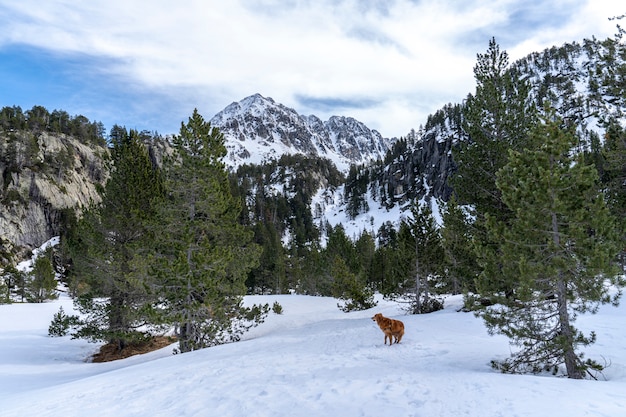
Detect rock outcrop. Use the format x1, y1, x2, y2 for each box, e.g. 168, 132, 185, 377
0, 131, 108, 263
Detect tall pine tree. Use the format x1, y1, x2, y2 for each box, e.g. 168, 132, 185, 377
481, 114, 622, 378
150, 109, 264, 353
453, 38, 538, 300
453, 37, 537, 219
64, 128, 165, 349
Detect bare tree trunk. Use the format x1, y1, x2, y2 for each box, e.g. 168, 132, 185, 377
556, 275, 582, 378
552, 210, 583, 379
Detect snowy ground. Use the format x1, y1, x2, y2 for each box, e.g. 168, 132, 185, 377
2, 292, 626, 417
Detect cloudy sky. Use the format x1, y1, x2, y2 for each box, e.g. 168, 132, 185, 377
0, 1, 623, 138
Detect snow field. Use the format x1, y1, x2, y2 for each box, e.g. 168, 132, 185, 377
2, 293, 626, 416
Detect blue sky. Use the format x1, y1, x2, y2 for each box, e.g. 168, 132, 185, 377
0, 1, 623, 138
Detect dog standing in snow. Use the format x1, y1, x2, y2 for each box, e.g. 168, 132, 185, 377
372, 313, 404, 346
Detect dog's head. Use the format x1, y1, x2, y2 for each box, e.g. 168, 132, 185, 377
371, 313, 383, 322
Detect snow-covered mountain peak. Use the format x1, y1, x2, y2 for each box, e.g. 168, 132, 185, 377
210, 94, 394, 172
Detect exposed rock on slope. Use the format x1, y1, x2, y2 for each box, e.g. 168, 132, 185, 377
0, 131, 108, 262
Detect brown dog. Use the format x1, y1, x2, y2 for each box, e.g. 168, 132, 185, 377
372, 313, 404, 346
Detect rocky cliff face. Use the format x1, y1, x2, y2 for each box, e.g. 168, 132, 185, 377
0, 131, 108, 263
370, 104, 462, 209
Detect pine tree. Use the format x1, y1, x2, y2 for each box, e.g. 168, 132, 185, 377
344, 165, 370, 220
439, 196, 479, 295
324, 224, 358, 273
286, 240, 326, 295
27, 249, 57, 303
375, 222, 407, 296
597, 19, 626, 270
452, 38, 538, 300
390, 203, 445, 314
481, 114, 622, 378
0, 265, 26, 303
601, 121, 626, 269
247, 221, 286, 294
150, 109, 264, 353
64, 128, 165, 349
0, 272, 8, 303
453, 37, 537, 218
355, 230, 376, 287
331, 255, 376, 312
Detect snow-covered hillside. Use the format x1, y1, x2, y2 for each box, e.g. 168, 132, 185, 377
2, 291, 626, 417
312, 182, 444, 242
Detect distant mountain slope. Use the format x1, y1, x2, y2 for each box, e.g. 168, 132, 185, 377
212, 37, 626, 242
210, 94, 394, 172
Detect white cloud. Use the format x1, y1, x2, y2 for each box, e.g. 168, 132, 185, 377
0, 0, 623, 137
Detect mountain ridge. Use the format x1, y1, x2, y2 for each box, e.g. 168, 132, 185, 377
210, 93, 394, 172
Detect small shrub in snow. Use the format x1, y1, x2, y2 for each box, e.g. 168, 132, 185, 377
48, 306, 80, 337
272, 301, 283, 314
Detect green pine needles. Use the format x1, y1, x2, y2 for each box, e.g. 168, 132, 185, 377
60, 111, 268, 354
479, 113, 623, 379
147, 109, 266, 353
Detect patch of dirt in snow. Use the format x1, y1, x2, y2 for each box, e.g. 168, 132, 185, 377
91, 336, 177, 362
